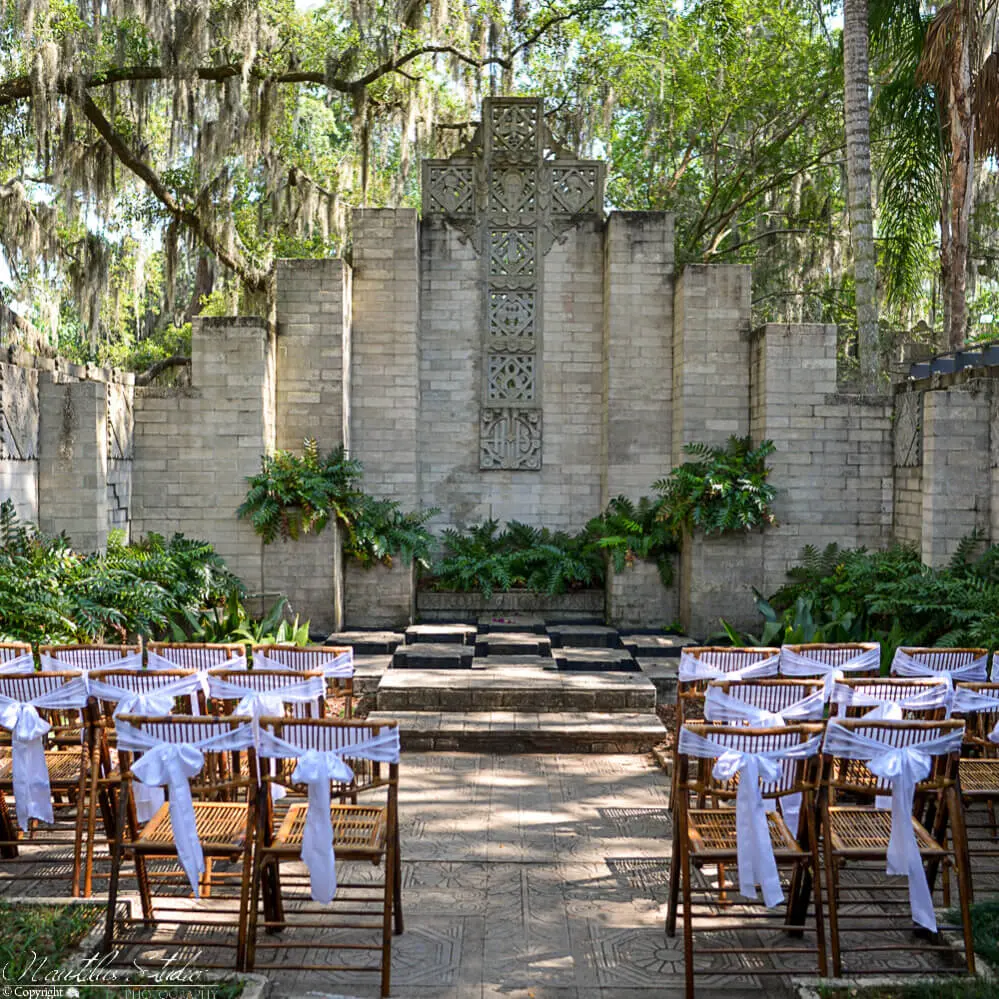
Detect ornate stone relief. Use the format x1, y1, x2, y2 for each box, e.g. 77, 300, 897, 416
0, 363, 39, 460
107, 382, 134, 461
894, 391, 922, 468
422, 96, 604, 470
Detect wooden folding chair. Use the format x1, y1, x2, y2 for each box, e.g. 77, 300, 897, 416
0, 671, 93, 895
39, 643, 142, 671
207, 669, 327, 719
146, 641, 246, 670
781, 642, 881, 680
830, 677, 952, 720
247, 716, 400, 997
0, 643, 34, 670
818, 718, 974, 978
705, 678, 826, 721
666, 722, 827, 999
251, 644, 354, 718
82, 667, 206, 895
102, 714, 258, 970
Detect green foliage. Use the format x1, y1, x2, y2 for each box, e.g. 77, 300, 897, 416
0, 902, 101, 980
428, 520, 605, 598
724, 538, 999, 662
585, 495, 677, 587
237, 439, 362, 543
654, 437, 778, 538
0, 501, 245, 645
238, 439, 436, 568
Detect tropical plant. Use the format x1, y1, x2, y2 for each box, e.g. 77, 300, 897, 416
585, 495, 677, 586
237, 439, 363, 543
654, 436, 778, 538
345, 495, 437, 570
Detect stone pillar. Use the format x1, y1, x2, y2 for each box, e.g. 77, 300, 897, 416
672, 264, 754, 636
275, 258, 352, 452
350, 209, 420, 502
38, 378, 109, 550
602, 212, 675, 504
344, 560, 415, 629
921, 385, 991, 567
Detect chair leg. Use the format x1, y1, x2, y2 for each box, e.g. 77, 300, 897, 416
806, 804, 828, 978
380, 848, 395, 997
821, 807, 842, 978
666, 806, 681, 937
947, 785, 977, 975
680, 822, 695, 999
236, 807, 256, 972
393, 823, 404, 935
102, 778, 129, 955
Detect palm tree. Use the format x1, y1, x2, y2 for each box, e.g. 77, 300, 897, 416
844, 0, 881, 388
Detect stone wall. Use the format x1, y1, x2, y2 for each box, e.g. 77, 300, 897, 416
605, 556, 679, 631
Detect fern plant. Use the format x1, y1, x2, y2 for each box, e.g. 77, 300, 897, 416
654, 436, 777, 538
585, 495, 677, 586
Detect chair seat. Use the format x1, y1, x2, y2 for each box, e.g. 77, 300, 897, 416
0, 749, 85, 785
687, 807, 802, 857
959, 758, 999, 796
137, 802, 248, 852
272, 803, 387, 857
828, 806, 945, 856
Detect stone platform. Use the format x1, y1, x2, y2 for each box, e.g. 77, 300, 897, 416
330, 621, 673, 751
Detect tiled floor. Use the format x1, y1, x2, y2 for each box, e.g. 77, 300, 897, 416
2, 751, 988, 999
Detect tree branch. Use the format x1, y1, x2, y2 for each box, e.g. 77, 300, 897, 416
74, 92, 270, 293
134, 354, 192, 385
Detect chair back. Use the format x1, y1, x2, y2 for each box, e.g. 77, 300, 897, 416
88, 667, 204, 722
951, 682, 999, 752
830, 677, 951, 720
0, 671, 88, 737
821, 718, 964, 796
706, 678, 824, 721
891, 646, 989, 682
781, 642, 880, 676
252, 644, 353, 716
0, 643, 33, 668
145, 642, 246, 670
677, 646, 780, 724
677, 722, 823, 800
39, 644, 141, 672
207, 669, 326, 719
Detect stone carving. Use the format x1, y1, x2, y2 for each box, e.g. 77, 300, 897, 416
894, 391, 922, 468
991, 392, 999, 469
0, 363, 39, 460
427, 165, 475, 215
480, 408, 542, 470
107, 382, 134, 461
487, 355, 536, 402
422, 97, 604, 470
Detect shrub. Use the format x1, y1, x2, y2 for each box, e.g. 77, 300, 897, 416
585, 495, 677, 586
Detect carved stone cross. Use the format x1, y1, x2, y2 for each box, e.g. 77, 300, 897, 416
422, 97, 605, 470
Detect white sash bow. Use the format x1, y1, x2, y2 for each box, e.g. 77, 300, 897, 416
780, 645, 880, 698
39, 651, 143, 673
823, 719, 963, 930
678, 651, 779, 684
116, 719, 256, 895
256, 726, 400, 903
146, 651, 248, 672
0, 676, 89, 830
677, 726, 821, 907
252, 650, 354, 679
830, 679, 952, 718
0, 653, 36, 674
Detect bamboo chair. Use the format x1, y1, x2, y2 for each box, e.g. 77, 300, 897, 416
673, 647, 780, 808
207, 668, 327, 719
830, 677, 952, 720
83, 667, 205, 896
102, 714, 258, 971
665, 722, 827, 999
247, 716, 401, 997
705, 678, 826, 719
818, 718, 974, 978
891, 647, 990, 683
146, 641, 246, 670
0, 671, 92, 895
950, 682, 999, 886
251, 644, 354, 718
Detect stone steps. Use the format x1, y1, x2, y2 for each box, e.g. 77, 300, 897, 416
474, 632, 551, 657
376, 666, 656, 713
366, 710, 665, 753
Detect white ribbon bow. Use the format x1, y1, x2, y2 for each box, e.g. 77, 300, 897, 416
146, 650, 248, 672
891, 649, 989, 688
116, 719, 256, 896
780, 645, 881, 699
256, 726, 400, 903
823, 719, 963, 931
677, 725, 821, 907
253, 650, 354, 679
678, 651, 779, 684
0, 676, 89, 830
0, 653, 36, 675
830, 679, 953, 718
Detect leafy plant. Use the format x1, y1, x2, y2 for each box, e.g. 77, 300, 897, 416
345, 495, 437, 570
585, 495, 677, 586
654, 436, 777, 538
237, 439, 363, 543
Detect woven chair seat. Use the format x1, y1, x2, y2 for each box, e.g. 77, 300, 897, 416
137, 801, 248, 852
0, 748, 84, 785
959, 758, 999, 796
273, 803, 387, 857
687, 807, 802, 857
828, 806, 945, 857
